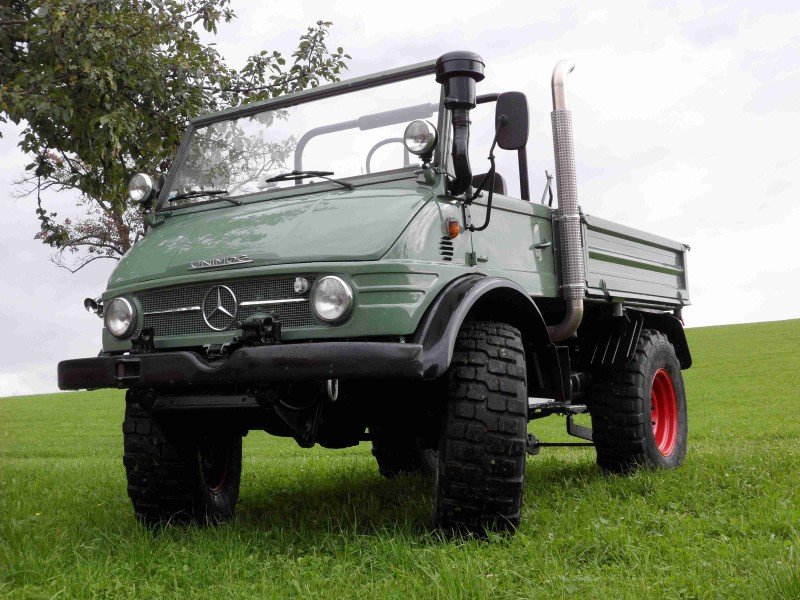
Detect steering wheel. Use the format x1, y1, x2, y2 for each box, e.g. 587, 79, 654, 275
366, 138, 411, 174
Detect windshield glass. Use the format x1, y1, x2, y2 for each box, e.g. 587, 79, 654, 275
165, 76, 440, 205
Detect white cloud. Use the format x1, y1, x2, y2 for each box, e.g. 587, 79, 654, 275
2, 0, 799, 396
0, 365, 57, 397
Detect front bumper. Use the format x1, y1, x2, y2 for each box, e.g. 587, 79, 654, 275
57, 342, 424, 390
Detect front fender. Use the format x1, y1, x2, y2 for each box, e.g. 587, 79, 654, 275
412, 275, 566, 400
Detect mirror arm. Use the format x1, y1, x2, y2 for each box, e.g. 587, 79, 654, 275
465, 159, 495, 232
465, 117, 506, 232
517, 146, 530, 201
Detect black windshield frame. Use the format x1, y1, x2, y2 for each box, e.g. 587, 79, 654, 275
156, 60, 441, 212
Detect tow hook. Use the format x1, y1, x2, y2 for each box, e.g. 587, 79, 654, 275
234, 315, 282, 346
204, 315, 282, 359
130, 328, 155, 354
326, 379, 339, 402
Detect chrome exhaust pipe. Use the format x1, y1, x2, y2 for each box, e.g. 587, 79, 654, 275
547, 60, 585, 342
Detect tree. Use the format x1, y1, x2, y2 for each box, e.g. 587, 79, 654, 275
0, 1, 349, 272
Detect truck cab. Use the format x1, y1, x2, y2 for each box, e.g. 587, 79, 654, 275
59, 52, 691, 534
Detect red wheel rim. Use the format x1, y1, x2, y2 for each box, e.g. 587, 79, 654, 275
201, 444, 231, 494
650, 368, 678, 456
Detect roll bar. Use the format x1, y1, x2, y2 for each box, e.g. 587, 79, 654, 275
293, 103, 437, 172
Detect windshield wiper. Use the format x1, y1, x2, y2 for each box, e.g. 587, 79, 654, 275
168, 189, 241, 205
265, 170, 354, 190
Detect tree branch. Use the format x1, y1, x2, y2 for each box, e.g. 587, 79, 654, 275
52, 253, 111, 274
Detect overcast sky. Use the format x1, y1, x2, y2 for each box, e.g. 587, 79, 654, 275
1, 0, 799, 396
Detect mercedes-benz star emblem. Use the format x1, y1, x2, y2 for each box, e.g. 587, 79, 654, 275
202, 285, 238, 331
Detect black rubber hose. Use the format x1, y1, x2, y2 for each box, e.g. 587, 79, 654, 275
448, 109, 473, 196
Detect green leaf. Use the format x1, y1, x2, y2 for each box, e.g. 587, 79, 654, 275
3, 4, 349, 272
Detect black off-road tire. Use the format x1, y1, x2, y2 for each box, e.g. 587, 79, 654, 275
122, 392, 243, 526
590, 329, 688, 473
371, 429, 437, 478
433, 321, 528, 534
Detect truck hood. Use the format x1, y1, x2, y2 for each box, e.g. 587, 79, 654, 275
108, 184, 433, 289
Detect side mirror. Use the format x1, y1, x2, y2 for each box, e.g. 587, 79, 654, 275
495, 91, 529, 150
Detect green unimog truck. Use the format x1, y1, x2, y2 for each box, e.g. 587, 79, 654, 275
59, 51, 692, 533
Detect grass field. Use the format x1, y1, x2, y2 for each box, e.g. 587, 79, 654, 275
2, 319, 799, 598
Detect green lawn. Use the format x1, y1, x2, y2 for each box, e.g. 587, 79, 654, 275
2, 320, 799, 598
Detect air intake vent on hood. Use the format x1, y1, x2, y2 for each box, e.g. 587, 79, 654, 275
439, 236, 454, 262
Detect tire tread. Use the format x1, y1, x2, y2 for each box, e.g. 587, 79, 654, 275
122, 392, 241, 526
591, 329, 686, 473
434, 322, 527, 533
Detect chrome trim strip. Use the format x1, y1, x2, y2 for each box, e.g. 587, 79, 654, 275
143, 306, 201, 316
239, 298, 307, 308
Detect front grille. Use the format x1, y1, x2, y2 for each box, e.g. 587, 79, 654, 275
136, 275, 318, 337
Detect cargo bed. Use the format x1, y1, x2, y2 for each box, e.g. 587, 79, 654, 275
581, 214, 690, 307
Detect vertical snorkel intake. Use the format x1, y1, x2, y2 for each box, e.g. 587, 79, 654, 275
547, 60, 585, 342
435, 51, 485, 196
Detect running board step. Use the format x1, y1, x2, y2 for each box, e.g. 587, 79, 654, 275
528, 399, 588, 419
526, 402, 594, 455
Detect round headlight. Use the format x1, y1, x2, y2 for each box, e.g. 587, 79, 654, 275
128, 173, 155, 203
104, 297, 137, 338
311, 276, 353, 323
404, 120, 438, 156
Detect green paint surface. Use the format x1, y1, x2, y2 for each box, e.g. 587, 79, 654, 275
111, 182, 436, 288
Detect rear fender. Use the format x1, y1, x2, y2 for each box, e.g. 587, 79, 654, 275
412, 275, 566, 400
628, 309, 692, 369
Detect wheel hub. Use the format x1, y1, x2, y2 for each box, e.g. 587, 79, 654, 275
200, 443, 231, 493
650, 368, 678, 456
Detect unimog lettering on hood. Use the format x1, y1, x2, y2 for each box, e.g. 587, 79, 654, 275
188, 255, 254, 270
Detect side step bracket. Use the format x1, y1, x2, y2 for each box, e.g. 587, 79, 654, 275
566, 413, 593, 441
527, 400, 594, 455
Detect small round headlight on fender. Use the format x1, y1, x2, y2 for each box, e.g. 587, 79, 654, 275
311, 276, 353, 324
403, 120, 438, 157
104, 297, 137, 338
128, 173, 155, 204
84, 297, 103, 317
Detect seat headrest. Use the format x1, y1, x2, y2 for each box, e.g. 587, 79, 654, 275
471, 172, 507, 195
